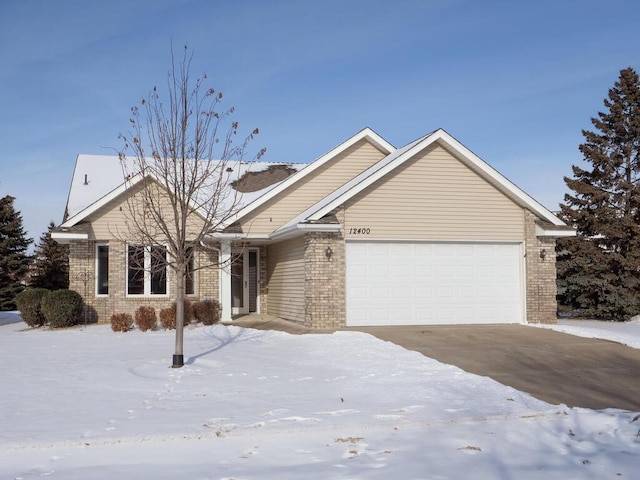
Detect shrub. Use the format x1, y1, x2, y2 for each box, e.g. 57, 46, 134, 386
110, 313, 134, 332
159, 300, 193, 330
159, 306, 176, 330
41, 289, 83, 328
192, 299, 221, 325
135, 306, 157, 332
15, 288, 49, 327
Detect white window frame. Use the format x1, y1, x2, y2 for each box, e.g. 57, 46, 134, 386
95, 243, 109, 296
126, 244, 170, 297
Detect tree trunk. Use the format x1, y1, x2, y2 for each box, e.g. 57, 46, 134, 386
173, 261, 185, 368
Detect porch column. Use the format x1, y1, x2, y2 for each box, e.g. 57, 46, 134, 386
219, 240, 232, 323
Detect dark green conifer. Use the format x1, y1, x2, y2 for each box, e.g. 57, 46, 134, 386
0, 195, 32, 310
31, 221, 69, 291
558, 67, 640, 319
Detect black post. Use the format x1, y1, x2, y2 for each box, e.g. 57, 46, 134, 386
172, 354, 184, 368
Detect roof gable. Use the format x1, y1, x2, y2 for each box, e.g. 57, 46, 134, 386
60, 155, 304, 229
274, 129, 568, 236
57, 128, 571, 238
222, 127, 394, 228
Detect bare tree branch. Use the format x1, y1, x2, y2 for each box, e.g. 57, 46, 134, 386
116, 44, 265, 367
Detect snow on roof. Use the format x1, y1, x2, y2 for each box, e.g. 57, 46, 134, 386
62, 127, 570, 234
63, 154, 304, 225
219, 127, 394, 229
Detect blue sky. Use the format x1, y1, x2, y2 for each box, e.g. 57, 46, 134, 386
1, 0, 639, 244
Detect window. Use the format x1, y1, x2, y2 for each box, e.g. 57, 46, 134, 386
127, 244, 168, 296
127, 245, 145, 295
96, 244, 109, 295
150, 245, 167, 295
185, 246, 195, 295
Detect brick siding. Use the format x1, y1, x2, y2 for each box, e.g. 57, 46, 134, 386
69, 240, 220, 324
303, 229, 346, 329
524, 210, 558, 324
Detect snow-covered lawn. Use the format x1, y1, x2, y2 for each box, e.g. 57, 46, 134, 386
536, 318, 640, 349
1, 313, 639, 479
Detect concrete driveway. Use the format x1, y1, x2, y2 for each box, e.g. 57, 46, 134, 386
353, 325, 640, 411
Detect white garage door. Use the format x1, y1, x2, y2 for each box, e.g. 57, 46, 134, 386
346, 241, 523, 326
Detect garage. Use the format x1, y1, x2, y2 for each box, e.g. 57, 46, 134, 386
345, 241, 524, 326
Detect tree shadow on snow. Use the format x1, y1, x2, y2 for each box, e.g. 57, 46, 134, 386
185, 324, 265, 365
0, 311, 24, 326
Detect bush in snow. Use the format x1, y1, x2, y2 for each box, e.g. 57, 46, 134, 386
192, 299, 221, 325
41, 289, 83, 328
111, 313, 134, 332
15, 288, 49, 327
134, 306, 157, 332
159, 300, 193, 330
159, 306, 174, 330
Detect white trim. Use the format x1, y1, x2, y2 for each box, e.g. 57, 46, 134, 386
221, 127, 394, 228
61, 174, 145, 228
51, 232, 88, 243
206, 232, 249, 241
344, 237, 526, 246
269, 222, 341, 241
433, 130, 565, 226
535, 223, 577, 237
62, 169, 210, 229
290, 129, 569, 230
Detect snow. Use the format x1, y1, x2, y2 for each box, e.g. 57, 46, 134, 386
533, 318, 640, 349
1, 313, 639, 479
64, 155, 303, 223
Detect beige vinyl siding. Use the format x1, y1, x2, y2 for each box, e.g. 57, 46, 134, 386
344, 144, 525, 241
87, 180, 205, 240
84, 191, 131, 240
266, 236, 305, 323
240, 140, 387, 235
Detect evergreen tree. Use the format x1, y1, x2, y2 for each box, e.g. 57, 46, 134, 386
558, 67, 640, 320
0, 195, 32, 310
31, 221, 69, 290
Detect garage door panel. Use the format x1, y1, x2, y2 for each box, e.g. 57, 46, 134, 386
372, 286, 390, 299
346, 241, 523, 326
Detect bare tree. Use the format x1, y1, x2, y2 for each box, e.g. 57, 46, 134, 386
118, 45, 264, 367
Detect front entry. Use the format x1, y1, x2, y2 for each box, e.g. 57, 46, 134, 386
231, 248, 259, 315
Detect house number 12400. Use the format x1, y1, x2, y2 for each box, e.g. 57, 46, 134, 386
348, 227, 371, 234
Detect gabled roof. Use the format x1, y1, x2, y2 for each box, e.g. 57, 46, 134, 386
59, 154, 304, 229
55, 127, 573, 242
221, 127, 394, 228
273, 128, 570, 238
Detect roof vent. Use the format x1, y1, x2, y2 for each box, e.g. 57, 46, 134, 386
83, 174, 89, 185
226, 167, 234, 173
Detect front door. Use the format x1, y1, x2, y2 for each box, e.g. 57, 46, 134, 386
231, 248, 259, 315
